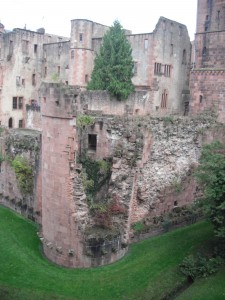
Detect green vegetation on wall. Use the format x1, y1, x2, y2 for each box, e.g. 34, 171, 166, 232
11, 155, 33, 195
77, 115, 95, 128
81, 156, 111, 202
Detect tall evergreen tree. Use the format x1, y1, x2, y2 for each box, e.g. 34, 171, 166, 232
87, 20, 134, 100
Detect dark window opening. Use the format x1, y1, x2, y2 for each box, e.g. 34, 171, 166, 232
85, 74, 89, 83
71, 50, 74, 59
18, 119, 23, 128
32, 73, 36, 86
18, 97, 23, 109
88, 134, 97, 151
199, 95, 203, 103
13, 97, 17, 109
43, 97, 46, 103
164, 65, 171, 77
22, 78, 25, 86
65, 81, 68, 85
161, 90, 168, 109
79, 33, 83, 42
34, 44, 38, 53
154, 62, 162, 75
182, 49, 186, 64
202, 47, 207, 56
57, 66, 60, 75
174, 201, 178, 207
44, 66, 47, 77
8, 117, 13, 128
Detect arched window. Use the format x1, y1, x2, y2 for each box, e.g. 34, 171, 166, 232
202, 47, 207, 56
8, 117, 13, 128
182, 49, 186, 64
161, 90, 168, 109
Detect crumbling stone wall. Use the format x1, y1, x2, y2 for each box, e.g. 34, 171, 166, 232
0, 127, 41, 223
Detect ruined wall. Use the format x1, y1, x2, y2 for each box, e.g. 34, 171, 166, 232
0, 28, 69, 129
79, 90, 154, 116
190, 0, 225, 122
152, 17, 191, 115
0, 128, 41, 223
190, 70, 225, 123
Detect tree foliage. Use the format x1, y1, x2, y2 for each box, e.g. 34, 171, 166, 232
195, 141, 225, 239
87, 20, 134, 100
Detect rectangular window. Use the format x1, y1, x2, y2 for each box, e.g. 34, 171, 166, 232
18, 119, 23, 128
57, 66, 60, 75
88, 134, 97, 151
34, 44, 38, 53
22, 78, 25, 86
12, 97, 17, 109
85, 74, 89, 83
44, 66, 47, 77
154, 62, 162, 75
18, 97, 23, 109
16, 76, 20, 86
22, 40, 29, 54
32, 74, 36, 86
79, 33, 83, 42
164, 65, 171, 77
144, 39, 148, 50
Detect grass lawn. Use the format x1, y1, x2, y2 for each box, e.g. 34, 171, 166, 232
176, 268, 225, 300
0, 205, 216, 300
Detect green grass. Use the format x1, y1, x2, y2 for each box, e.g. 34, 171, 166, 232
0, 205, 216, 300
176, 268, 225, 300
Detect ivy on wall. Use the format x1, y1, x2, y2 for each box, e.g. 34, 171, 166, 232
11, 155, 33, 195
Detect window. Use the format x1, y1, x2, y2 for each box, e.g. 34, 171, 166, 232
12, 97, 23, 109
161, 90, 168, 109
22, 40, 29, 54
202, 47, 207, 56
32, 73, 36, 86
179, 26, 183, 36
65, 81, 68, 85
18, 97, 23, 109
22, 78, 25, 86
182, 49, 186, 64
57, 66, 61, 75
44, 66, 47, 78
154, 63, 162, 75
9, 40, 13, 55
199, 95, 203, 103
133, 62, 138, 76
144, 39, 148, 50
79, 33, 83, 42
88, 134, 97, 151
8, 117, 13, 128
16, 76, 20, 86
18, 119, 23, 128
34, 44, 38, 53
43, 97, 46, 103
13, 97, 17, 109
71, 50, 74, 59
85, 74, 89, 83
164, 65, 171, 77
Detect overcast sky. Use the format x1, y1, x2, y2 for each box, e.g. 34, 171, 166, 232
1, 0, 197, 40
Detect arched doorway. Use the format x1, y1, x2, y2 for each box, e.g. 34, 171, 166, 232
8, 117, 13, 128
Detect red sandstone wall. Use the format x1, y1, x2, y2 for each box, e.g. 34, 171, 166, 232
190, 70, 225, 123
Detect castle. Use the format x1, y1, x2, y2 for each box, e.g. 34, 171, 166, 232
0, 0, 225, 268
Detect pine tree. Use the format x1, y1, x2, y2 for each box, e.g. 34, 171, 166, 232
87, 20, 134, 100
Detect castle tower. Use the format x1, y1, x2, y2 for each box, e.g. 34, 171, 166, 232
190, 0, 225, 122
69, 19, 109, 87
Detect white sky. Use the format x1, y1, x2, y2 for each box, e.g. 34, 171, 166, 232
1, 0, 197, 40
